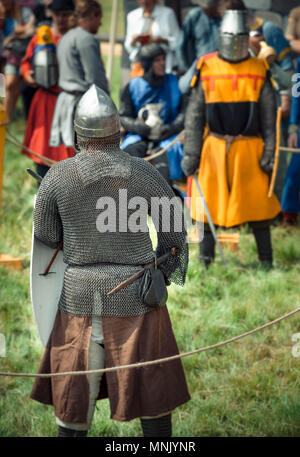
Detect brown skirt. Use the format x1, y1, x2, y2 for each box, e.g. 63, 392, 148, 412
30, 306, 190, 423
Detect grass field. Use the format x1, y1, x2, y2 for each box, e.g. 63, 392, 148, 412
100, 0, 125, 38
0, 2, 300, 435
1, 112, 300, 437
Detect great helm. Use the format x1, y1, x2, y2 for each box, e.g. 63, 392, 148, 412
74, 84, 120, 140
219, 10, 250, 62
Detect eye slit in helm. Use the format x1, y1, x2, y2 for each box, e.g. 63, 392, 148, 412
219, 10, 250, 62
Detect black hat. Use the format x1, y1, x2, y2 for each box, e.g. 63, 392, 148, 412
49, 0, 75, 11
139, 43, 166, 72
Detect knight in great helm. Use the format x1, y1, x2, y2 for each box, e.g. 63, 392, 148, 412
30, 84, 190, 437
182, 8, 281, 268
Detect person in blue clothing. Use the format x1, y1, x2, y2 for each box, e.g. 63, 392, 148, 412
250, 16, 294, 121
280, 59, 300, 226
177, 0, 221, 95
176, 0, 221, 74
120, 43, 187, 185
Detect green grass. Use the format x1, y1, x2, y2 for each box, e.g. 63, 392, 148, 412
99, 0, 125, 38
1, 121, 300, 437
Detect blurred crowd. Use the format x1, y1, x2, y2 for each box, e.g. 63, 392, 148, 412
1, 0, 300, 227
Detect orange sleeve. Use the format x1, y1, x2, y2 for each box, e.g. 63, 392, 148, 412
20, 35, 38, 79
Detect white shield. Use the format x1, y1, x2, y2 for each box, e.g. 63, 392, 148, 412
30, 197, 66, 347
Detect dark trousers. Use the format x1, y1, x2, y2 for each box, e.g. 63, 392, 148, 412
199, 221, 273, 266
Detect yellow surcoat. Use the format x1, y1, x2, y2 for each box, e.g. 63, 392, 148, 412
190, 54, 281, 228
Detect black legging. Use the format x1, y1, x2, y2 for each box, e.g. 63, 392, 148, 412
199, 221, 273, 266
140, 413, 172, 437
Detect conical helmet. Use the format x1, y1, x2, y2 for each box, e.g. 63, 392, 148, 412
74, 84, 120, 138
219, 10, 250, 62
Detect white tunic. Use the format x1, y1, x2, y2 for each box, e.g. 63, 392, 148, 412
124, 4, 181, 73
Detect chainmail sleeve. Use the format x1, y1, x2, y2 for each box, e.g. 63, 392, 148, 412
182, 80, 206, 177
167, 94, 188, 136
137, 159, 189, 286
119, 83, 151, 138
258, 79, 277, 152
33, 164, 63, 249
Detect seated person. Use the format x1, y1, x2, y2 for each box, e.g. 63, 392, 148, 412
120, 43, 186, 185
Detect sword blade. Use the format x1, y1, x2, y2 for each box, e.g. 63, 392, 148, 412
193, 175, 227, 265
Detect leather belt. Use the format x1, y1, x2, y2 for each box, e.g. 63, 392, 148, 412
209, 131, 257, 154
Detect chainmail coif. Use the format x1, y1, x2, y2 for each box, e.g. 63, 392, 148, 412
34, 137, 189, 317
77, 132, 121, 154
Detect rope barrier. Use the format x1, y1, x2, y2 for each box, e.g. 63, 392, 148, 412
145, 131, 184, 162
0, 307, 299, 379
6, 129, 56, 167
4, 124, 300, 171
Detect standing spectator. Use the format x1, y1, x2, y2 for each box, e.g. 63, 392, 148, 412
20, 0, 75, 179
177, 0, 222, 94
280, 59, 300, 226
250, 16, 294, 122
249, 26, 292, 202
49, 0, 109, 149
247, 6, 295, 204
285, 6, 300, 55
177, 0, 221, 74
124, 0, 181, 78
0, 0, 15, 72
1, 0, 25, 123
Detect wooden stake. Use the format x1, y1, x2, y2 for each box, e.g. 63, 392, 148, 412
107, 0, 119, 87
268, 107, 282, 198
0, 103, 6, 215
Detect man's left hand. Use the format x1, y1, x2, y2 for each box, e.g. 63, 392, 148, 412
260, 148, 274, 175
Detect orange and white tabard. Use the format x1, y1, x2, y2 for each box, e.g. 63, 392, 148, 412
190, 53, 281, 228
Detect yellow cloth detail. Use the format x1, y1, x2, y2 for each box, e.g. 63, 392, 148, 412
277, 46, 293, 62
36, 25, 54, 45
190, 136, 281, 227
200, 55, 267, 104
190, 56, 204, 88
250, 17, 263, 31
260, 58, 276, 88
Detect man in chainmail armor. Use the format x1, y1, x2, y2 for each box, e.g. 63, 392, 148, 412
30, 84, 190, 437
182, 9, 281, 268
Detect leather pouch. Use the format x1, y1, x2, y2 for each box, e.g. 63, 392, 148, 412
139, 265, 168, 308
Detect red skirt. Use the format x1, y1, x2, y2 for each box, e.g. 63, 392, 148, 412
23, 88, 74, 165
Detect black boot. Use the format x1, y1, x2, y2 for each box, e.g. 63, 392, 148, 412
252, 226, 273, 268
140, 414, 172, 437
199, 231, 215, 267
58, 426, 88, 437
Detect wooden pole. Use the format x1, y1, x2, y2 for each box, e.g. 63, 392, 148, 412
268, 107, 282, 198
0, 102, 22, 270
0, 103, 6, 216
107, 0, 119, 87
